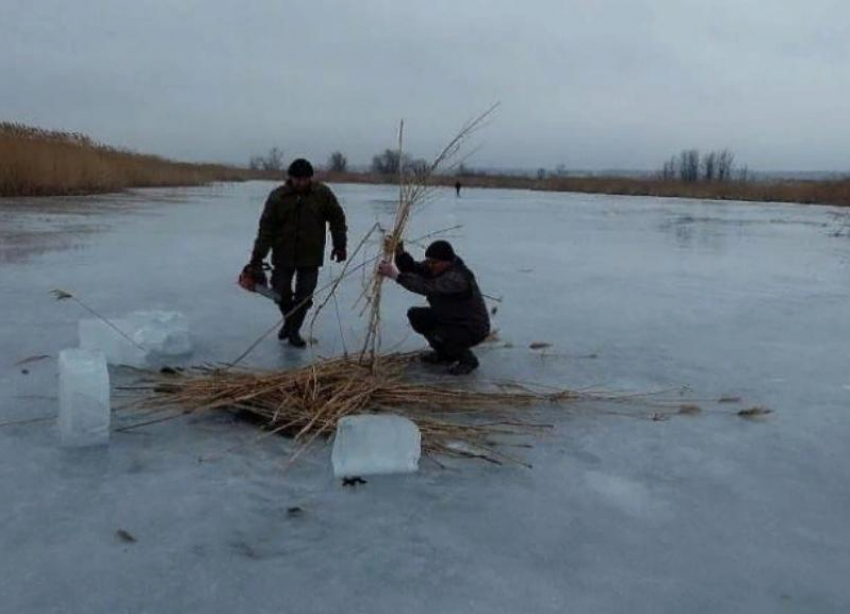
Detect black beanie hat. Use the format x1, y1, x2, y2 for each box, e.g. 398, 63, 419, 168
425, 240, 455, 262
287, 158, 314, 178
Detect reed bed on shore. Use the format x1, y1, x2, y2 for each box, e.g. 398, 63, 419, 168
1, 121, 275, 197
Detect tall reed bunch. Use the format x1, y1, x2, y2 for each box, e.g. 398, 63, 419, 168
359, 104, 499, 369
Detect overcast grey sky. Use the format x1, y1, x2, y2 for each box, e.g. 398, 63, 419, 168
2, 0, 848, 171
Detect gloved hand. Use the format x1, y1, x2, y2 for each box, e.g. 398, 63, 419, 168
331, 247, 347, 262
238, 262, 267, 292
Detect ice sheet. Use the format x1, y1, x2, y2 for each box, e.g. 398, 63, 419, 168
1, 182, 849, 613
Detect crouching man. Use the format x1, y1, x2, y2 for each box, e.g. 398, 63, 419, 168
377, 240, 490, 375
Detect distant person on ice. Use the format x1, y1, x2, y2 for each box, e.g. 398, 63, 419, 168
454, 180, 462, 197
378, 240, 490, 375
241, 158, 347, 348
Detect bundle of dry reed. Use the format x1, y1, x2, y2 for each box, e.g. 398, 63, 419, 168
125, 351, 603, 467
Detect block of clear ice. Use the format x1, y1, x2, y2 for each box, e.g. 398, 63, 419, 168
331, 414, 421, 477
78, 311, 192, 367
58, 349, 111, 446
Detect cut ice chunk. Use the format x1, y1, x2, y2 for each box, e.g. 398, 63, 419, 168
130, 311, 192, 358
331, 414, 421, 477
58, 349, 110, 447
79, 318, 147, 368
78, 310, 192, 367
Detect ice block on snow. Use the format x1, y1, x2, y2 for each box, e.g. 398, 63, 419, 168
79, 310, 192, 367
58, 349, 111, 446
331, 414, 421, 477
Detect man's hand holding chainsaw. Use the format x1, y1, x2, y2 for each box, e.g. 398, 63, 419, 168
238, 262, 267, 293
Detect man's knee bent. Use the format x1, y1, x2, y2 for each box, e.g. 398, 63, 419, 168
407, 307, 432, 335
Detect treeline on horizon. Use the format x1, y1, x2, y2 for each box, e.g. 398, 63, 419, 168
315, 146, 850, 208
0, 122, 278, 197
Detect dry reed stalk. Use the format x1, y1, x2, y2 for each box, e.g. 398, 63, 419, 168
51, 288, 146, 351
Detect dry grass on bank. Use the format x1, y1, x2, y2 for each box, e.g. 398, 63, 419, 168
320, 170, 850, 208
539, 175, 850, 207
0, 122, 278, 197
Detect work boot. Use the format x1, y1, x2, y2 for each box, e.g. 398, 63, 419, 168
288, 333, 307, 348
277, 322, 290, 340
288, 329, 307, 348
420, 350, 452, 365
286, 309, 308, 348
448, 350, 479, 376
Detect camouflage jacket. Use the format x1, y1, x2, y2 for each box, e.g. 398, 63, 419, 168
251, 181, 347, 268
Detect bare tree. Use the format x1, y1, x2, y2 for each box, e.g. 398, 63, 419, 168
408, 158, 428, 175
702, 151, 717, 182
660, 156, 677, 180
327, 151, 348, 172
372, 149, 402, 174
248, 156, 264, 171
248, 147, 284, 172
371, 149, 414, 175
679, 149, 700, 182
716, 149, 735, 181
264, 147, 284, 172
659, 148, 740, 183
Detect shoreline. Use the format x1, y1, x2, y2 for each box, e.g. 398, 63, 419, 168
318, 171, 850, 208
2, 171, 849, 210
3, 166, 849, 210
4, 123, 848, 207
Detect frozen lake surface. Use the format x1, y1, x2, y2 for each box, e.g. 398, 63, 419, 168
2, 182, 849, 613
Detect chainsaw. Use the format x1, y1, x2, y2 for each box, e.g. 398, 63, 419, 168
238, 263, 281, 303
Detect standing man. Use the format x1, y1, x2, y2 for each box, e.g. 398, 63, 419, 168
454, 180, 462, 197
242, 158, 347, 347
377, 240, 490, 375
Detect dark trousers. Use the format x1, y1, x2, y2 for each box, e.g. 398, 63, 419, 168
407, 307, 483, 360
272, 266, 319, 332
